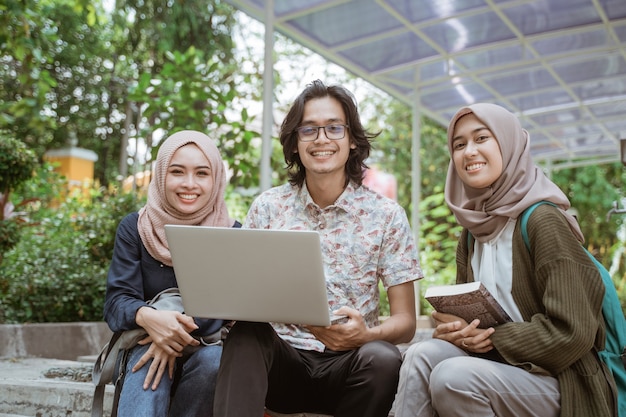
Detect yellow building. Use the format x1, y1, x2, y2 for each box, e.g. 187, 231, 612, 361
44, 142, 98, 196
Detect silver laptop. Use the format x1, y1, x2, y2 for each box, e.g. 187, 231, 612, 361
164, 225, 333, 326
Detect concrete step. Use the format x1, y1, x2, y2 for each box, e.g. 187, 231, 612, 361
0, 358, 114, 417
0, 322, 112, 416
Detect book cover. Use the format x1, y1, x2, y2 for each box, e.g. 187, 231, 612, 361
424, 281, 513, 328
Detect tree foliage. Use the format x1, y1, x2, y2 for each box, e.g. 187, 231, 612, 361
98, 0, 255, 187
0, 137, 38, 201
0, 0, 60, 149
0, 0, 259, 189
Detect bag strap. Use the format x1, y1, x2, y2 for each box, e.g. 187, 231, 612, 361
90, 331, 120, 417
520, 201, 556, 250
90, 351, 110, 416
91, 328, 146, 417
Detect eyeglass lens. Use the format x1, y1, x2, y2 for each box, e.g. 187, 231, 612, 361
297, 124, 346, 141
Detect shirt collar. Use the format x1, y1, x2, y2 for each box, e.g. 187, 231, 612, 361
299, 181, 359, 213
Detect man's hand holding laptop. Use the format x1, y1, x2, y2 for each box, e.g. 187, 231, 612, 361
306, 306, 371, 351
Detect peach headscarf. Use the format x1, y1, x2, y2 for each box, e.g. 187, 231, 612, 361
444, 103, 584, 244
137, 130, 234, 266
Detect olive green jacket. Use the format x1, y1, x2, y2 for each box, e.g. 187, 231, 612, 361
457, 204, 617, 417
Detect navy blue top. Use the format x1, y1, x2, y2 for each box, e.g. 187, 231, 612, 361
103, 212, 241, 336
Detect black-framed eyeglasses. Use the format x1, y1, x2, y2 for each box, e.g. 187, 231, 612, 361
295, 124, 349, 142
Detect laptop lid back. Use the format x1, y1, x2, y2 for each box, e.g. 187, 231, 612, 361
164, 225, 331, 326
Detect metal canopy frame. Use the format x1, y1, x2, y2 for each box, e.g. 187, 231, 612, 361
226, 0, 626, 171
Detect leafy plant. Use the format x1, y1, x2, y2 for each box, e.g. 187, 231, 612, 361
0, 183, 144, 323
70, 189, 145, 267
417, 190, 463, 314
0, 137, 39, 262
0, 206, 107, 323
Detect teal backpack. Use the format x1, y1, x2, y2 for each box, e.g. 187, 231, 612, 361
521, 201, 626, 416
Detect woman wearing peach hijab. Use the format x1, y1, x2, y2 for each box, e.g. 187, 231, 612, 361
393, 104, 616, 416
104, 130, 240, 417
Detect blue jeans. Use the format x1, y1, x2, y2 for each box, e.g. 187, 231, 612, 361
116, 343, 222, 417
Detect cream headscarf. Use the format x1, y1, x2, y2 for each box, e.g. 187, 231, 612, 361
444, 103, 584, 244
137, 130, 234, 266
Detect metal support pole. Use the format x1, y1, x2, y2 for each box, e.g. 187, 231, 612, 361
411, 74, 422, 316
260, 0, 274, 192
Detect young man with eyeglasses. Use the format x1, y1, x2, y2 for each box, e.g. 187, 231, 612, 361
213, 80, 423, 417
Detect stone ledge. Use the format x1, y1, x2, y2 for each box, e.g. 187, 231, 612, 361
0, 322, 112, 361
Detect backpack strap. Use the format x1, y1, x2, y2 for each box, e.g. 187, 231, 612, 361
520, 201, 557, 250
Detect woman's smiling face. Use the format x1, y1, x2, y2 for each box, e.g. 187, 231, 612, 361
451, 113, 503, 189
165, 144, 214, 214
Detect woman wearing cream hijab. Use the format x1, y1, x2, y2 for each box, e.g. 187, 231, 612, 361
393, 104, 616, 416
104, 130, 240, 417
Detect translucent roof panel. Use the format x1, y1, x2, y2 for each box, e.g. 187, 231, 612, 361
420, 11, 517, 52
227, 0, 626, 169
288, 2, 402, 47
340, 32, 439, 72
502, 0, 605, 36
386, 0, 487, 23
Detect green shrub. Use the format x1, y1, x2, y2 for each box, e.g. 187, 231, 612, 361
0, 219, 22, 257
0, 213, 109, 323
378, 281, 389, 316
0, 137, 39, 262
417, 190, 462, 315
0, 137, 38, 197
0, 186, 144, 323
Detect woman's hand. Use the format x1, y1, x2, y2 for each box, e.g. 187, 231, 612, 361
131, 308, 201, 389
431, 311, 495, 353
135, 307, 200, 355
132, 340, 178, 390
